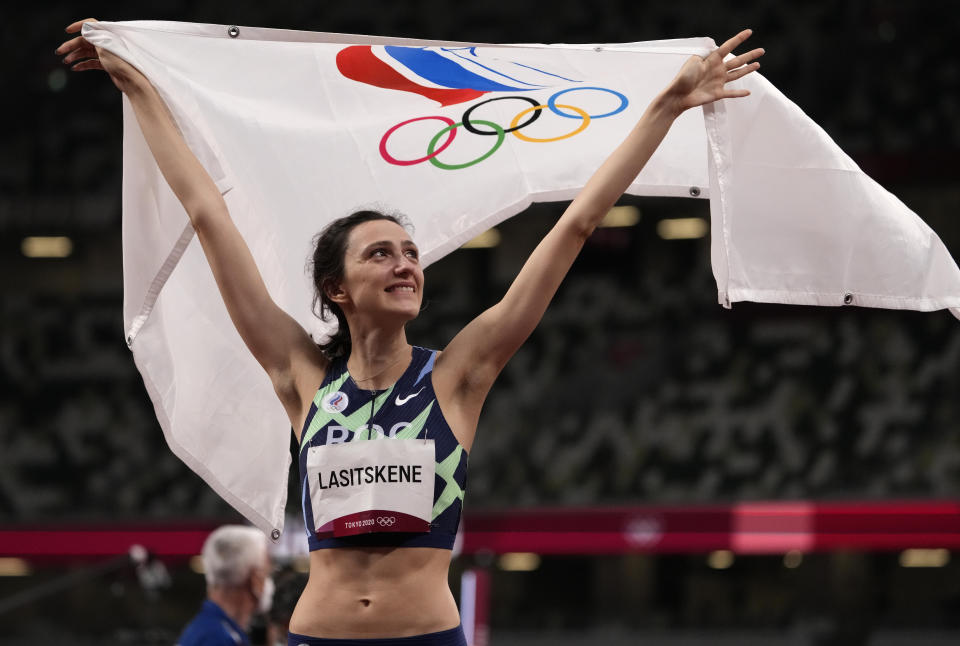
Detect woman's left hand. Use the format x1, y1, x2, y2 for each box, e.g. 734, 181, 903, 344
666, 29, 764, 114
57, 19, 150, 94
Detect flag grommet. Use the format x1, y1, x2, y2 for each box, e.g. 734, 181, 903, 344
689, 186, 701, 197
843, 293, 854, 305
227, 26, 240, 38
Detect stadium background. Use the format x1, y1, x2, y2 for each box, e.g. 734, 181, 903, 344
2, 1, 959, 644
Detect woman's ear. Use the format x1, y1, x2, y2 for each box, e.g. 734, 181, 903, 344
325, 280, 348, 305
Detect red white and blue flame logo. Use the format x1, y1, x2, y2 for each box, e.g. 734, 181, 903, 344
336, 45, 629, 170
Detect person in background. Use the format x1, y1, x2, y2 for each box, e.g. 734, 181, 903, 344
177, 525, 275, 646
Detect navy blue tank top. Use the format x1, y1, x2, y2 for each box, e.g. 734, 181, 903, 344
298, 346, 468, 550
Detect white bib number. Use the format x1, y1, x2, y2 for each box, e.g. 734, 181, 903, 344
307, 439, 434, 537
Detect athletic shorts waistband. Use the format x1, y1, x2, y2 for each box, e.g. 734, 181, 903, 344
287, 625, 467, 646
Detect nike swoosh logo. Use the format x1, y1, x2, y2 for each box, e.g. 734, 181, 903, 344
395, 388, 425, 406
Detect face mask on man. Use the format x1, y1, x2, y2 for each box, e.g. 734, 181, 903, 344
256, 575, 275, 614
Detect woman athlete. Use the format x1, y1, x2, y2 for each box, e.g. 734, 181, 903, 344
59, 19, 762, 646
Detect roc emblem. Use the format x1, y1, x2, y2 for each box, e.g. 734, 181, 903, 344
321, 391, 349, 414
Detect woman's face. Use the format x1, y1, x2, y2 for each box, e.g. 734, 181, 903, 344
335, 219, 424, 322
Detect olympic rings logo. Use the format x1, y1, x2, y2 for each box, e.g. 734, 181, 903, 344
379, 87, 629, 171
377, 516, 396, 527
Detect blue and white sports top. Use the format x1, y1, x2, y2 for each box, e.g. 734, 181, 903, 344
298, 346, 468, 550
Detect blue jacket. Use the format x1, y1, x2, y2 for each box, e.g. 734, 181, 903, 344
176, 600, 250, 646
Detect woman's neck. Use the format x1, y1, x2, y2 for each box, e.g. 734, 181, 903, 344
346, 325, 412, 391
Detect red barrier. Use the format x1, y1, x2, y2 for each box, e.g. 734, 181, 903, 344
459, 500, 960, 555
2, 500, 958, 558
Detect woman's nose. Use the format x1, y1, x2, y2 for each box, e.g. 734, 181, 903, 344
393, 257, 415, 274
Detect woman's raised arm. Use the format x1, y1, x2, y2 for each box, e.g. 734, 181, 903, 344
58, 20, 326, 426
436, 30, 763, 449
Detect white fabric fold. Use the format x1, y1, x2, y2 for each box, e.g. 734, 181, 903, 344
82, 20, 960, 537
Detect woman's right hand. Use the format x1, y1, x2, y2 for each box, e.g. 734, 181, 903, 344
56, 18, 148, 94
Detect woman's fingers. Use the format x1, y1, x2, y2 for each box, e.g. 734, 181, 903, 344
717, 29, 753, 57
727, 61, 760, 82
65, 18, 99, 34
58, 19, 101, 69
722, 88, 751, 100
725, 47, 765, 70
57, 18, 99, 55
71, 59, 105, 72
62, 45, 97, 65
55, 34, 86, 55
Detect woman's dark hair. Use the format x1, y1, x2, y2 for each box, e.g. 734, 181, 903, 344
310, 210, 411, 359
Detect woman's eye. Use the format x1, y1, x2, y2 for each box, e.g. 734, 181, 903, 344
372, 248, 388, 258
405, 250, 419, 260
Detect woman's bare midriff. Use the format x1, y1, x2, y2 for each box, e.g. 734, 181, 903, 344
288, 546, 461, 639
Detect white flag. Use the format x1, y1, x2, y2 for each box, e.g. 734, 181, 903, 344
81, 20, 960, 538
